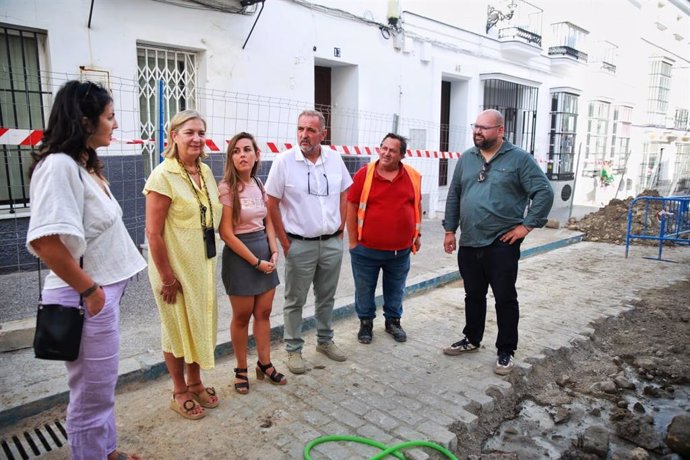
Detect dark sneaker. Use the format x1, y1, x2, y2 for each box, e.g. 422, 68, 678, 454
442, 337, 479, 355
385, 318, 407, 342
358, 319, 373, 344
495, 352, 515, 375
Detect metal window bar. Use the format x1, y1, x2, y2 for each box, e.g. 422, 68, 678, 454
0, 26, 48, 212
482, 79, 538, 155
137, 45, 198, 173
548, 92, 578, 179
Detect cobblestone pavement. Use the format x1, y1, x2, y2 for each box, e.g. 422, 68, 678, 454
2, 240, 688, 459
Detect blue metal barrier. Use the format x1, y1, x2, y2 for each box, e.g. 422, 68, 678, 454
625, 195, 690, 261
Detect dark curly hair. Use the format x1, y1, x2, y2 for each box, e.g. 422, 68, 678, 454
29, 80, 112, 177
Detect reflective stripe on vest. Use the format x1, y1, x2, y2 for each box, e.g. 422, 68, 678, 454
356, 161, 422, 253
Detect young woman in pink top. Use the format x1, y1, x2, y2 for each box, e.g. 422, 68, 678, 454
219, 132, 286, 393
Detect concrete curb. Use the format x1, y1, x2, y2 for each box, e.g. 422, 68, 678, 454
0, 232, 584, 428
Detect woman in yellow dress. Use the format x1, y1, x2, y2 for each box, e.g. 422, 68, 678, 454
144, 110, 222, 420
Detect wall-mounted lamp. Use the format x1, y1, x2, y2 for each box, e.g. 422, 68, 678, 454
486, 0, 517, 34
387, 0, 401, 32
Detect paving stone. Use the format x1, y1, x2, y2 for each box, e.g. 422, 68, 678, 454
416, 421, 458, 451
4, 237, 690, 460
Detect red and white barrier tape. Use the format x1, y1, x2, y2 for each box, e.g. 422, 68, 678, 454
0, 127, 462, 159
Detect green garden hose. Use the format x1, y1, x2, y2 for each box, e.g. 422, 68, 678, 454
303, 434, 459, 460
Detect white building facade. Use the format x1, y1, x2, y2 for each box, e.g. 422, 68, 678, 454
1, 0, 689, 271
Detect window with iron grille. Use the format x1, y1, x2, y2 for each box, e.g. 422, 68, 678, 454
583, 100, 610, 177
672, 143, 690, 195
482, 79, 538, 155
639, 142, 662, 192
611, 105, 632, 174
674, 108, 688, 130
0, 25, 48, 212
137, 44, 198, 172
547, 91, 578, 180
647, 58, 672, 127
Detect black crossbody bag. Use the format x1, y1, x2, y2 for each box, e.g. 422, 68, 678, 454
33, 258, 85, 361
33, 167, 86, 361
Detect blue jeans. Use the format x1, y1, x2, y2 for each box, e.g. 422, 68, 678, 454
457, 237, 522, 355
349, 244, 411, 320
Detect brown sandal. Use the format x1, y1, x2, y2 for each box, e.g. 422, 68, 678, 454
233, 368, 249, 395
187, 382, 219, 408
256, 361, 287, 385
170, 391, 205, 420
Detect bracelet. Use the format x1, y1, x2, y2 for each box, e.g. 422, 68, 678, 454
80, 282, 100, 298
254, 258, 262, 269
161, 278, 177, 287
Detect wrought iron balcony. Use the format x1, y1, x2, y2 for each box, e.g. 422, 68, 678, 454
548, 45, 588, 62
499, 26, 542, 46
488, 0, 543, 47
601, 61, 616, 73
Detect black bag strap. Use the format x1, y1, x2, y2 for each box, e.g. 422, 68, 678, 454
37, 257, 84, 307
37, 166, 85, 307
253, 176, 266, 197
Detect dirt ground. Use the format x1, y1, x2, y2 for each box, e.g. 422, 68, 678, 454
453, 278, 690, 460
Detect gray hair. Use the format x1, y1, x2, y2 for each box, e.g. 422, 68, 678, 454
298, 110, 326, 130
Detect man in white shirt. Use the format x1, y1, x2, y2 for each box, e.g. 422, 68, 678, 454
266, 110, 353, 374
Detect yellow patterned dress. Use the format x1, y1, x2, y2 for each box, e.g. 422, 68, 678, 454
143, 158, 222, 369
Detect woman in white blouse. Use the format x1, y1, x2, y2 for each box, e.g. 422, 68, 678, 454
27, 81, 146, 460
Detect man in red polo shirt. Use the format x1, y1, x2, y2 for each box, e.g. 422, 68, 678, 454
346, 133, 422, 344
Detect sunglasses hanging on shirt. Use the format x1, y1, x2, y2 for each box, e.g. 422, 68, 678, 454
179, 160, 216, 258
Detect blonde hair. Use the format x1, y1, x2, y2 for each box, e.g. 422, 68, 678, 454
162, 110, 208, 160
222, 132, 261, 225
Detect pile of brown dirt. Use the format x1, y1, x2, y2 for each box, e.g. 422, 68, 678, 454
566, 190, 664, 245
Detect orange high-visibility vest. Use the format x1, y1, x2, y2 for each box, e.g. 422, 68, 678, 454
356, 161, 422, 253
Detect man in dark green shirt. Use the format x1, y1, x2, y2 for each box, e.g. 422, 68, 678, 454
441, 109, 553, 375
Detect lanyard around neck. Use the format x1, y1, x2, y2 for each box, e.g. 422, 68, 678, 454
178, 160, 214, 229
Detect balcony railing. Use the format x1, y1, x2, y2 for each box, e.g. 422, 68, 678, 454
499, 26, 542, 46
488, 0, 543, 47
601, 61, 616, 73
548, 45, 588, 62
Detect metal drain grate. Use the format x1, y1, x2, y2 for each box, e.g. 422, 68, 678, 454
1, 419, 67, 459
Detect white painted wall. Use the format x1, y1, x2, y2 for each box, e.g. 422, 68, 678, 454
1, 0, 688, 212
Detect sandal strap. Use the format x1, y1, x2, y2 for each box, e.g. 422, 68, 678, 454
182, 399, 197, 412
187, 382, 216, 396
234, 368, 249, 381
257, 361, 285, 383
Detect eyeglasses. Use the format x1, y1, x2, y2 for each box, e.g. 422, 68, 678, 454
471, 124, 501, 132
307, 168, 329, 196
478, 162, 491, 182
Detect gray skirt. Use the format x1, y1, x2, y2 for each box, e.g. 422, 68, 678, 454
221, 230, 280, 296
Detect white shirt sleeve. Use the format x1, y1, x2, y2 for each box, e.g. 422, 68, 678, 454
265, 151, 286, 199
26, 154, 86, 259
338, 155, 353, 192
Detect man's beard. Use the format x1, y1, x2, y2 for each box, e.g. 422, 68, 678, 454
474, 136, 499, 150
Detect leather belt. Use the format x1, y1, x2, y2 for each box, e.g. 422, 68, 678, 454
286, 229, 342, 241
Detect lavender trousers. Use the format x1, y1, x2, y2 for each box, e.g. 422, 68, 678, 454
42, 279, 128, 460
